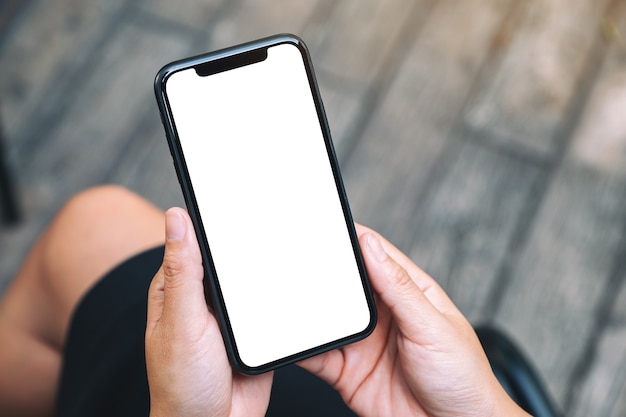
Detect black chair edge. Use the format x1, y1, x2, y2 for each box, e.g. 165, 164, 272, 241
0, 126, 20, 225
476, 325, 563, 417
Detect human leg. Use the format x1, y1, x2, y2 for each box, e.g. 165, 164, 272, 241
0, 185, 164, 417
55, 245, 164, 417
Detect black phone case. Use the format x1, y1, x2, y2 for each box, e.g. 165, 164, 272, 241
154, 34, 377, 374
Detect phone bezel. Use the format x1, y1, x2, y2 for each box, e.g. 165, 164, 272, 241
154, 34, 377, 374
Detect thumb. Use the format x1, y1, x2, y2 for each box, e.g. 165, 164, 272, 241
153, 208, 207, 329
360, 233, 446, 340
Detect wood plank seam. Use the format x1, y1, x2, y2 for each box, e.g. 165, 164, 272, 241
128, 4, 210, 41
337, 0, 438, 168
300, 0, 339, 44
462, 125, 552, 169
602, 353, 626, 416
10, 0, 137, 160
399, 0, 530, 261
562, 188, 626, 413
0, 0, 39, 53
480, 0, 615, 322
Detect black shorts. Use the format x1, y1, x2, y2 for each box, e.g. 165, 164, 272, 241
55, 246, 356, 417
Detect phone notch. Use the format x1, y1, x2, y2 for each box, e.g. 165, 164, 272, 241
194, 48, 269, 77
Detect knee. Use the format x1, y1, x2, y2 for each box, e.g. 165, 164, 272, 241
40, 185, 165, 285
47, 184, 164, 245
56, 185, 144, 220
51, 185, 165, 234
15, 186, 163, 349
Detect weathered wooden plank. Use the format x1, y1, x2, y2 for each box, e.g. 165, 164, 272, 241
317, 82, 363, 159
342, 0, 514, 250
300, 0, 419, 86
108, 114, 185, 211
0, 13, 193, 291
301, 0, 433, 159
0, 0, 28, 37
492, 4, 626, 407
570, 26, 626, 177
571, 75, 626, 175
609, 362, 626, 417
0, 0, 127, 144
493, 162, 626, 406
1, 0, 128, 290
207, 0, 324, 49
136, 0, 224, 30
464, 0, 611, 156
404, 140, 541, 322
21, 17, 191, 205
569, 275, 626, 417
560, 10, 626, 415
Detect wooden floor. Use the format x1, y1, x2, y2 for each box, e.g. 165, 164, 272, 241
1, 0, 626, 415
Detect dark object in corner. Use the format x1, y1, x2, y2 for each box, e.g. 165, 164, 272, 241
476, 325, 563, 417
0, 121, 20, 224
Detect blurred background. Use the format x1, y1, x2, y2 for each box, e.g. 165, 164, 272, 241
1, 0, 625, 415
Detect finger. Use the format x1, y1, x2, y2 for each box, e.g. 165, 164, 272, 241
361, 233, 449, 341
355, 223, 434, 289
297, 349, 346, 387
356, 224, 459, 314
146, 266, 165, 333
159, 208, 208, 325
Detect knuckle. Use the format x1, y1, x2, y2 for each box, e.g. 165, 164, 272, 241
385, 259, 411, 286
162, 251, 185, 282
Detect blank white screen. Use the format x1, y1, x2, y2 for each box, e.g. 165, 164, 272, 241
166, 43, 371, 368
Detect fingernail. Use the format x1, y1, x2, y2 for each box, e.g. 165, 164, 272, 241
366, 234, 387, 262
166, 209, 186, 242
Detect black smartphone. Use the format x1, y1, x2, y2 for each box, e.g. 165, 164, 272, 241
154, 34, 376, 374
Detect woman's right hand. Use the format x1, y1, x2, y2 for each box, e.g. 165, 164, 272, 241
299, 224, 530, 417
